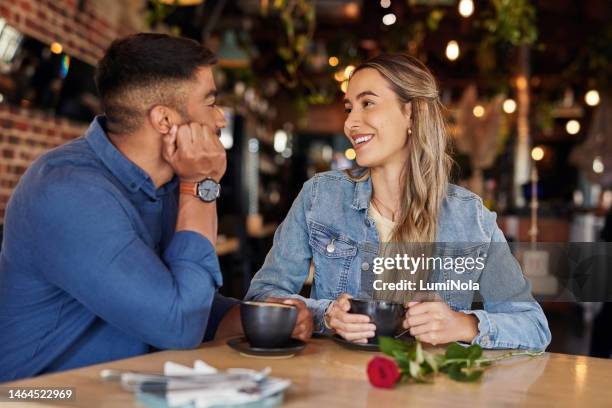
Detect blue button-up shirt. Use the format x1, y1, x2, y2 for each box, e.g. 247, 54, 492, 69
0, 116, 236, 381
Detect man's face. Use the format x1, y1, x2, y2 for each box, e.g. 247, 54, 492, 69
182, 66, 227, 134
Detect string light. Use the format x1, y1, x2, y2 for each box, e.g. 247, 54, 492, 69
445, 40, 460, 61
531, 146, 545, 161
344, 2, 359, 18
585, 90, 600, 106
50, 42, 63, 54
328, 56, 339, 67
340, 80, 349, 93
382, 13, 397, 26
503, 99, 517, 114
344, 65, 355, 78
334, 69, 345, 82
380, 0, 391, 8
345, 148, 356, 160
458, 0, 474, 17
566, 120, 580, 135
593, 156, 604, 174
473, 105, 485, 118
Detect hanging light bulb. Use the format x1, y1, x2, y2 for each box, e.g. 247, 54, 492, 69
593, 156, 604, 174
503, 99, 517, 114
566, 120, 580, 135
340, 80, 349, 93
344, 65, 356, 78
334, 69, 345, 82
50, 42, 63, 54
585, 90, 600, 107
458, 0, 474, 18
328, 56, 339, 67
382, 13, 397, 26
473, 105, 485, 118
531, 146, 545, 161
380, 0, 391, 8
445, 40, 460, 61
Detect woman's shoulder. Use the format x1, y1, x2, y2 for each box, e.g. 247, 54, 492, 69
440, 184, 497, 241
302, 170, 361, 193
445, 183, 482, 201
309, 169, 359, 184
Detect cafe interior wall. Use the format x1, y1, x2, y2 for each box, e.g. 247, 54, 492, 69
0, 0, 145, 222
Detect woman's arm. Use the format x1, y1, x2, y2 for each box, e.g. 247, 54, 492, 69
244, 179, 333, 332
463, 211, 552, 350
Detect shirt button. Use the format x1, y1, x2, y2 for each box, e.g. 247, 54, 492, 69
361, 262, 370, 271
481, 335, 491, 345
326, 242, 336, 253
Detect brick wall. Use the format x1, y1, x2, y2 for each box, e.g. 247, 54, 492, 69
0, 104, 87, 219
0, 0, 143, 222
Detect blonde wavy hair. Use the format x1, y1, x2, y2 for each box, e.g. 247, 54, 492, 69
348, 54, 453, 301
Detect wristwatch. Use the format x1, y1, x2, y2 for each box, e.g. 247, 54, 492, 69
179, 178, 220, 203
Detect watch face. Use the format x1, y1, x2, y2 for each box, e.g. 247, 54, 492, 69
197, 179, 220, 202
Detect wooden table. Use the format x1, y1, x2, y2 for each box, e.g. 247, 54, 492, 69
2, 337, 611, 407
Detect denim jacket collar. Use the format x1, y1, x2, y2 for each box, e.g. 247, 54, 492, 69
351, 174, 372, 211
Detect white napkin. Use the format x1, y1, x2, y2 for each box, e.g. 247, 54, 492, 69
164, 360, 217, 376
158, 361, 289, 408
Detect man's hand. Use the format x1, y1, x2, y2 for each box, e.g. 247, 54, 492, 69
267, 297, 313, 341
162, 122, 226, 182
402, 301, 479, 345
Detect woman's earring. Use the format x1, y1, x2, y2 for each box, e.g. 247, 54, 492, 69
408, 128, 412, 135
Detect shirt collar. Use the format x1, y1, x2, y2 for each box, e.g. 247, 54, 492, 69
351, 171, 372, 210
85, 116, 177, 198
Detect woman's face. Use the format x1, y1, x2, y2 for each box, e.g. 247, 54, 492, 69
343, 68, 412, 168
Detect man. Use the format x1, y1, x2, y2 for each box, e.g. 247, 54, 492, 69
0, 33, 311, 382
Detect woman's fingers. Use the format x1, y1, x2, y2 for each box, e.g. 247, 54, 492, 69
329, 318, 376, 333
403, 312, 431, 329
338, 330, 375, 342
409, 319, 442, 336
335, 312, 371, 324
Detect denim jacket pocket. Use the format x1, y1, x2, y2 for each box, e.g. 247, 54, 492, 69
309, 221, 357, 298
434, 243, 488, 310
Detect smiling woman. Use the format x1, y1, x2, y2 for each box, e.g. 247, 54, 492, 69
245, 53, 551, 352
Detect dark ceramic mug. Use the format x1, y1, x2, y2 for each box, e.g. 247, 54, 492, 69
348, 298, 406, 344
240, 301, 297, 348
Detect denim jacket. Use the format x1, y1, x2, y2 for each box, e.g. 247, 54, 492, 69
245, 170, 551, 350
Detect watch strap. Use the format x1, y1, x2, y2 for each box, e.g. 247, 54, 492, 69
179, 182, 198, 197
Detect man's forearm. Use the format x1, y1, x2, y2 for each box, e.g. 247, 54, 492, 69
176, 195, 218, 246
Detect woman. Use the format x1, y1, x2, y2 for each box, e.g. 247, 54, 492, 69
245, 54, 551, 350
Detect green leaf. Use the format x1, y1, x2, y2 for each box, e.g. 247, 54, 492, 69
466, 344, 483, 361
392, 350, 411, 373
445, 343, 469, 359
447, 364, 484, 382
379, 336, 412, 357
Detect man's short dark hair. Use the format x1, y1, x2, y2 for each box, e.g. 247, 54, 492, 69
95, 33, 217, 134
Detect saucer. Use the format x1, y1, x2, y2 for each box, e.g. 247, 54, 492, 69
331, 335, 380, 351
227, 337, 306, 358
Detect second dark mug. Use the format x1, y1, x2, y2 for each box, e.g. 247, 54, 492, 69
348, 298, 406, 344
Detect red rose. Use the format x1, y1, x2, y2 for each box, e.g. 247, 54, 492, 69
367, 356, 401, 389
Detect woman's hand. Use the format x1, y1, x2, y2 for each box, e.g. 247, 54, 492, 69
325, 294, 376, 343
402, 301, 479, 345
266, 297, 313, 341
